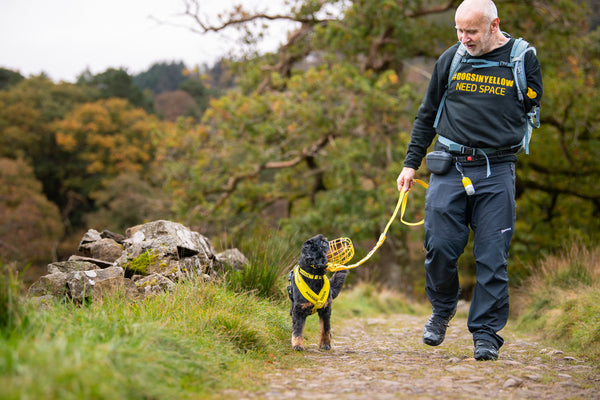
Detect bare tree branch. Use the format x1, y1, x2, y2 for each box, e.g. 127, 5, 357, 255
257, 22, 315, 93
363, 26, 396, 72
207, 134, 332, 213
174, 0, 333, 34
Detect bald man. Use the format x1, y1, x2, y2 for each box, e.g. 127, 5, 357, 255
397, 0, 542, 361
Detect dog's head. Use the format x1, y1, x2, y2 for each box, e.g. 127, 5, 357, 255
299, 234, 329, 268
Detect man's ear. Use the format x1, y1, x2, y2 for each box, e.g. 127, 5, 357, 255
490, 17, 500, 33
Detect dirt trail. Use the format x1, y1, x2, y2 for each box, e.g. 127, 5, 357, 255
224, 311, 600, 399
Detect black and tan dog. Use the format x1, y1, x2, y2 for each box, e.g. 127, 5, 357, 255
287, 234, 349, 351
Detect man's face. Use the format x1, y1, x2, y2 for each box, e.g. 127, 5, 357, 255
455, 11, 496, 56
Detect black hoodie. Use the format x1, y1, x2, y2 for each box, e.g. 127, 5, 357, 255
404, 38, 543, 170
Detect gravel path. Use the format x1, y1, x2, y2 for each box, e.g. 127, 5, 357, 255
224, 312, 600, 399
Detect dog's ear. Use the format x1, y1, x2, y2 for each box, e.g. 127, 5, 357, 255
299, 234, 329, 267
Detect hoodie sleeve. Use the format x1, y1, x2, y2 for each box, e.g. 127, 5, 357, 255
524, 49, 543, 110
403, 45, 457, 170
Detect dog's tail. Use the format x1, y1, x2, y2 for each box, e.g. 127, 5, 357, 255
330, 270, 349, 299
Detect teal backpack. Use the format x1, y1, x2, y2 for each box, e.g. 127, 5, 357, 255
433, 34, 541, 155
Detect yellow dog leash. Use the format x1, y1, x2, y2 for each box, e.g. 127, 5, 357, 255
327, 179, 428, 272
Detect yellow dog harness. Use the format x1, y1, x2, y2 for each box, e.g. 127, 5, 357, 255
293, 265, 330, 314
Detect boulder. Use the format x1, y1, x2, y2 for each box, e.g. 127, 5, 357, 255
79, 229, 102, 245
67, 255, 114, 269
179, 254, 214, 276
47, 260, 101, 274
115, 220, 221, 279
217, 248, 250, 270
134, 273, 175, 296
29, 260, 104, 298
78, 237, 123, 262
100, 230, 125, 243
125, 220, 218, 262
67, 266, 133, 303
28, 271, 68, 297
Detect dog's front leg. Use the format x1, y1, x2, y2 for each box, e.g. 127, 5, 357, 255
291, 303, 312, 351
291, 317, 306, 351
318, 303, 332, 350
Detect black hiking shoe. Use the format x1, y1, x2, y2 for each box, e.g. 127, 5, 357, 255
474, 340, 498, 361
422, 309, 455, 346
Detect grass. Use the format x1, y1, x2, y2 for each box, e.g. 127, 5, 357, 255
511, 244, 600, 364
330, 281, 427, 319
0, 274, 292, 400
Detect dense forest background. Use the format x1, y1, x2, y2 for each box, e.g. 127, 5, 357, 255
1, 0, 598, 296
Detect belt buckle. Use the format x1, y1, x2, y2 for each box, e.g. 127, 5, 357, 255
461, 146, 477, 156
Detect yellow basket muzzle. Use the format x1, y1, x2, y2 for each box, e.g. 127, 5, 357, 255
326, 237, 354, 270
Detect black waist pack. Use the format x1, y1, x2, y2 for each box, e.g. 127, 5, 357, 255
426, 151, 453, 175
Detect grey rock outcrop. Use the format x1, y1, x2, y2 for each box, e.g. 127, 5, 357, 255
28, 220, 246, 304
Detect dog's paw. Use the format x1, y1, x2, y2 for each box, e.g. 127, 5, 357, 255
319, 343, 331, 351
292, 345, 305, 351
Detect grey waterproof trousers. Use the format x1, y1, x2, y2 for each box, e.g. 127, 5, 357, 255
424, 161, 516, 349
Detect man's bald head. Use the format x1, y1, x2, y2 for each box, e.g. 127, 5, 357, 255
456, 0, 498, 24
454, 0, 506, 56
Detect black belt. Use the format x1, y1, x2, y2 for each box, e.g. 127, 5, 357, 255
435, 142, 518, 161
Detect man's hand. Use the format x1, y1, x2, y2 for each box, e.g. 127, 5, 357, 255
397, 167, 417, 192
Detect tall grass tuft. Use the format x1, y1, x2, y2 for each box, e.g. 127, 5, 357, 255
512, 244, 600, 364
224, 231, 298, 300
0, 260, 28, 335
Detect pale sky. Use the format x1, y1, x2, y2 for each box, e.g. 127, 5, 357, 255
0, 0, 293, 82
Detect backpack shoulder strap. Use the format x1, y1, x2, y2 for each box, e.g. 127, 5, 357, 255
448, 42, 467, 86
433, 42, 465, 129
510, 37, 536, 102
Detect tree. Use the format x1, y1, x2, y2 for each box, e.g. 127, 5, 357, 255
179, 78, 211, 114
0, 76, 99, 209
0, 158, 64, 267
154, 90, 201, 121
0, 74, 175, 239
133, 61, 188, 94
52, 98, 163, 204
77, 68, 153, 112
0, 68, 24, 90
